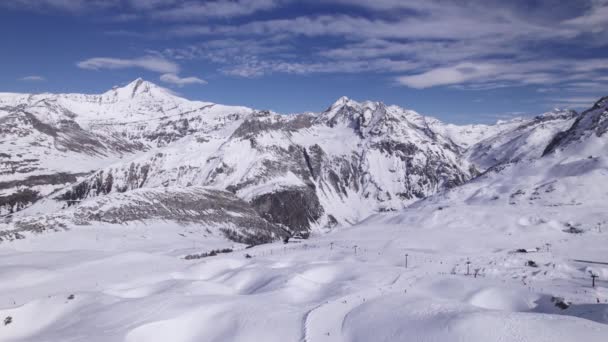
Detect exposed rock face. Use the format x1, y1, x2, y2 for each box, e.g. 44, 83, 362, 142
74, 187, 288, 245
251, 186, 323, 236
2, 187, 287, 245
0, 173, 87, 214
0, 189, 40, 215
543, 97, 608, 156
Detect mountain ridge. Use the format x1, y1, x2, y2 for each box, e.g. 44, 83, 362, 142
1, 79, 599, 245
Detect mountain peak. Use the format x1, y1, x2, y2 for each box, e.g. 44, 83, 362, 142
105, 78, 174, 100
123, 78, 152, 97
326, 96, 387, 114
330, 96, 355, 109
128, 77, 145, 88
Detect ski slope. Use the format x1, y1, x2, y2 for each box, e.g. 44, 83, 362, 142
0, 198, 607, 341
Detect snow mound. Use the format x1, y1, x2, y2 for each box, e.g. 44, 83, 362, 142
342, 295, 608, 342
468, 286, 538, 311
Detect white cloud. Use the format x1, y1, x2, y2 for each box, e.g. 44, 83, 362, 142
18, 75, 46, 82
7, 0, 608, 101
159, 73, 207, 86
128, 0, 177, 10
562, 2, 608, 32
158, 1, 607, 92
397, 63, 499, 89
197, 8, 577, 42
163, 37, 421, 78
76, 57, 206, 86
77, 56, 179, 74
160, 7, 591, 87
329, 0, 437, 11
217, 56, 420, 78
549, 96, 600, 107
2, 0, 119, 12
4, 0, 285, 20
150, 0, 284, 21
394, 58, 608, 89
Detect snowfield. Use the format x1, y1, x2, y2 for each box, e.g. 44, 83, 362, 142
0, 199, 607, 341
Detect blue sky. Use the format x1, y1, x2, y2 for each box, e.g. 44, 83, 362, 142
1, 0, 607, 124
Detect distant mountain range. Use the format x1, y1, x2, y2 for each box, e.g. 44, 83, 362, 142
1, 79, 605, 243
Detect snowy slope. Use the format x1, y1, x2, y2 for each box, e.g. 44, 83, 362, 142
0, 106, 142, 215
544, 96, 608, 155
466, 109, 578, 170
0, 178, 606, 341
426, 116, 527, 149
422, 97, 608, 211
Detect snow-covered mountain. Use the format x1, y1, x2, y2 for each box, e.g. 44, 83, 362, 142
466, 109, 578, 170
0, 79, 253, 216
419, 96, 607, 210
1, 78, 601, 245
544, 96, 608, 156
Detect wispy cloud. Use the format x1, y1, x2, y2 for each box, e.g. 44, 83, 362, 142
159, 73, 206, 86
77, 56, 180, 74
1, 0, 119, 12
396, 63, 499, 89
128, 0, 178, 10
77, 55, 205, 87
548, 96, 600, 108
2, 0, 286, 20
396, 58, 608, 89
149, 0, 285, 21
562, 1, 608, 33
18, 75, 46, 82
158, 1, 607, 93
6, 0, 608, 100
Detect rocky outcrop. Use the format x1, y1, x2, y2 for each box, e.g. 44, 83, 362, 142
73, 187, 288, 245
0, 173, 88, 215
0, 189, 40, 215
3, 187, 288, 245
